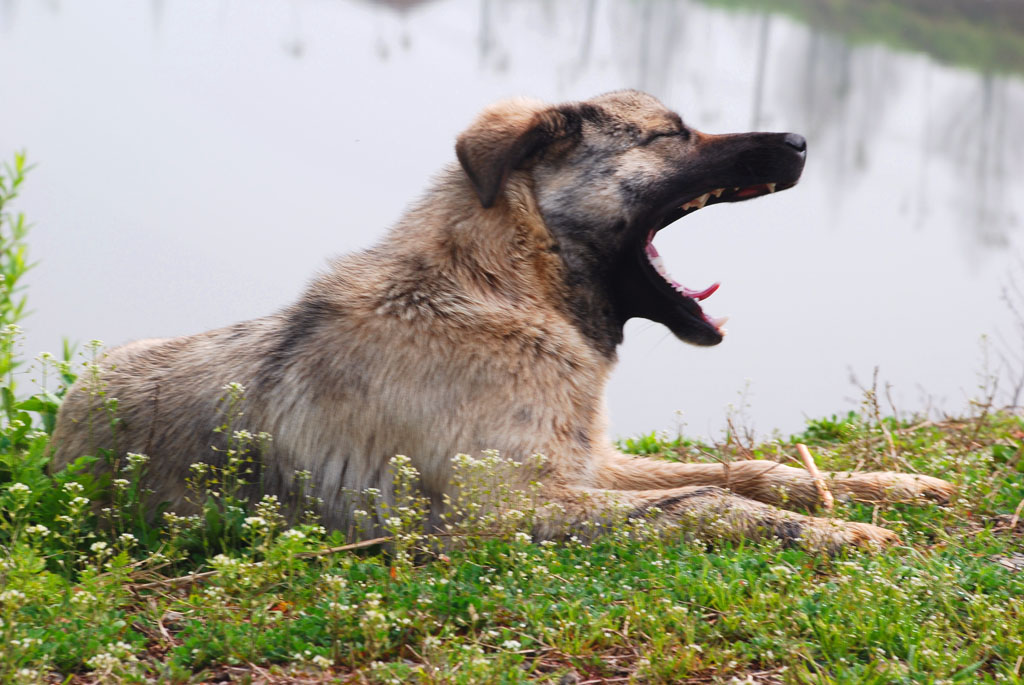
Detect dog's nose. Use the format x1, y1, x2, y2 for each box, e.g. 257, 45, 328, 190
784, 133, 807, 153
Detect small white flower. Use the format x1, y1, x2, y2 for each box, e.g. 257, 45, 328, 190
0, 589, 26, 603
500, 639, 521, 651
125, 452, 149, 468
8, 482, 30, 495
90, 541, 109, 553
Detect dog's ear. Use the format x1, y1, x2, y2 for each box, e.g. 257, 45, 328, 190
456, 99, 581, 208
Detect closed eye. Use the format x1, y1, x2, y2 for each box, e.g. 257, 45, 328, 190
642, 129, 690, 145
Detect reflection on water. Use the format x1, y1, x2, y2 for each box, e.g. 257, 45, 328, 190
1, 0, 1023, 438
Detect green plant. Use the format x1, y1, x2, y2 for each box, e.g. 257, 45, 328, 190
1, 151, 1023, 682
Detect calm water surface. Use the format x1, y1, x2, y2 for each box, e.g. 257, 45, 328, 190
1, 0, 1023, 439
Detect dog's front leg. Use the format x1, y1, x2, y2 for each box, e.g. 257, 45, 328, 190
593, 449, 955, 510
534, 484, 898, 551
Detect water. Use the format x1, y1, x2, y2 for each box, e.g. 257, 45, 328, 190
1, 0, 1023, 439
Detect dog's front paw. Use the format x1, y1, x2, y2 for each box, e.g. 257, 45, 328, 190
831, 472, 956, 506
840, 520, 901, 548
880, 473, 956, 504
795, 517, 900, 553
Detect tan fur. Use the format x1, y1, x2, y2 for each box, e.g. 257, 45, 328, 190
50, 92, 954, 551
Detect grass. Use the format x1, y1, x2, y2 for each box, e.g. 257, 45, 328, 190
1, 156, 1023, 683
699, 0, 1024, 77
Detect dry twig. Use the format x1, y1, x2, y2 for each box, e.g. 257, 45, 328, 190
796, 443, 834, 511
130, 536, 391, 591
1009, 497, 1024, 531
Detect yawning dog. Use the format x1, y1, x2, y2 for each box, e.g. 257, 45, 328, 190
51, 90, 954, 549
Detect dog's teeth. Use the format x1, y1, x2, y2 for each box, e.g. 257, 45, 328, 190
649, 253, 667, 275
767, 183, 776, 193
711, 316, 729, 332
711, 188, 725, 198
681, 193, 710, 211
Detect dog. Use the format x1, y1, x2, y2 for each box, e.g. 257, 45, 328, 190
50, 90, 954, 550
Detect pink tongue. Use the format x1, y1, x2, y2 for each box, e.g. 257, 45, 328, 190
682, 283, 720, 300
644, 241, 720, 301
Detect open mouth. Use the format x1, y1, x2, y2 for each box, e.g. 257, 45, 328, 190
641, 182, 791, 338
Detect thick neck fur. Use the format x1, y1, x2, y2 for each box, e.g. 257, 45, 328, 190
356, 165, 622, 359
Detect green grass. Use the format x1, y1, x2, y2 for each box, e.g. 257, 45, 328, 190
699, 0, 1024, 76
2, 156, 1023, 683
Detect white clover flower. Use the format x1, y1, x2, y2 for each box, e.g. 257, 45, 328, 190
0, 589, 26, 604
243, 516, 267, 530
391, 454, 408, 464
125, 452, 149, 468
451, 453, 476, 468
323, 574, 347, 588
211, 554, 241, 569
15, 668, 41, 682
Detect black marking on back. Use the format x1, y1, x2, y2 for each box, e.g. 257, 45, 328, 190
256, 295, 339, 389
